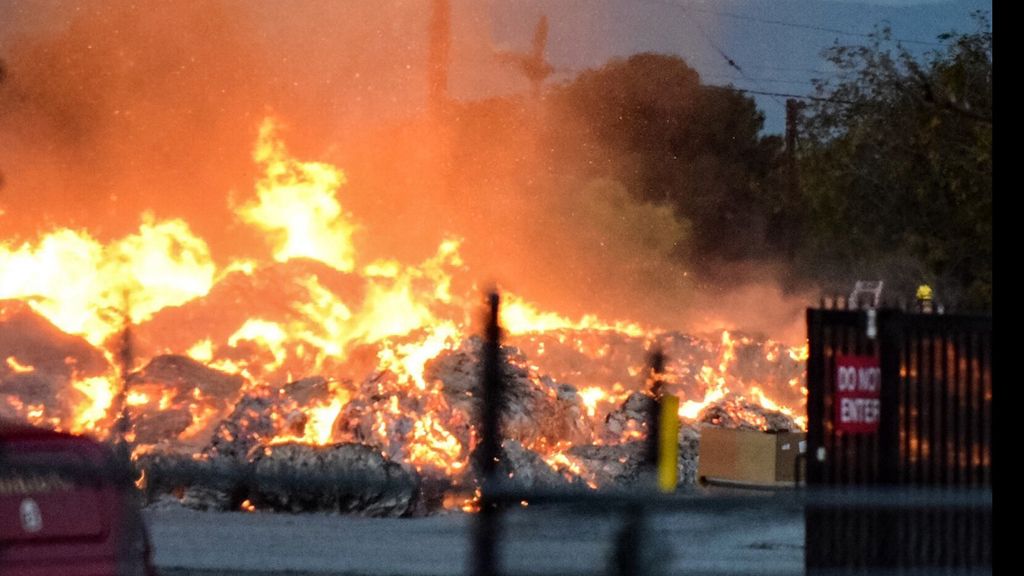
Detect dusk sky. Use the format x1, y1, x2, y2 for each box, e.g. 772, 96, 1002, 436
1, 0, 992, 134
483, 0, 992, 133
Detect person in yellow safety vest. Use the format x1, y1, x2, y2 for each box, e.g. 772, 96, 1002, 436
916, 284, 934, 313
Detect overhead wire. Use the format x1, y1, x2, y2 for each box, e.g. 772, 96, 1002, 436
635, 0, 946, 47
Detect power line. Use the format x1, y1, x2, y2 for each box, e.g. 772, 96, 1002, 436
687, 6, 945, 48
636, 0, 945, 48
672, 1, 744, 74
708, 85, 856, 105
702, 74, 817, 87
670, 0, 805, 112
692, 61, 838, 77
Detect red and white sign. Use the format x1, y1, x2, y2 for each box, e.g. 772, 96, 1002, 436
834, 355, 881, 434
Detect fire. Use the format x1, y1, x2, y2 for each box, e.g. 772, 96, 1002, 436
186, 339, 215, 364
501, 293, 645, 337
6, 356, 34, 373
229, 319, 290, 369
377, 323, 460, 391
269, 380, 351, 446
238, 118, 357, 272
0, 214, 215, 346
408, 411, 464, 473
69, 376, 117, 433
308, 387, 347, 445
578, 387, 606, 418
0, 115, 808, 493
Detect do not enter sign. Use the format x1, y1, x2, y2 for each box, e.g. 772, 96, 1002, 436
834, 355, 881, 434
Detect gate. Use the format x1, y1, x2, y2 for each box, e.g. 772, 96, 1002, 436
805, 306, 992, 573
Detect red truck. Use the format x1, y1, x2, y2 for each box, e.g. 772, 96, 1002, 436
0, 421, 155, 576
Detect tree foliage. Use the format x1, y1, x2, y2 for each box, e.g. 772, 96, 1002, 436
546, 53, 784, 267
796, 14, 992, 310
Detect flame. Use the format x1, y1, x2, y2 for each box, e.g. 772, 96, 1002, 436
0, 114, 809, 495
377, 323, 460, 391
186, 339, 214, 364
6, 356, 34, 373
229, 319, 289, 369
305, 397, 345, 445
578, 386, 606, 418
238, 117, 357, 272
68, 375, 117, 434
0, 214, 215, 345
789, 344, 809, 362
125, 390, 150, 406
501, 293, 645, 337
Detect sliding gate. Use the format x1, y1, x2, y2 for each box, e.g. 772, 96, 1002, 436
805, 307, 992, 573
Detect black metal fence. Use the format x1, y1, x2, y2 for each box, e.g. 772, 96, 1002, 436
805, 305, 992, 574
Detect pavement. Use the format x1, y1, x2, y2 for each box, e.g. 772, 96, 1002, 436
145, 495, 805, 576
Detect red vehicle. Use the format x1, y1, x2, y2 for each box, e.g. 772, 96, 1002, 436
0, 421, 155, 576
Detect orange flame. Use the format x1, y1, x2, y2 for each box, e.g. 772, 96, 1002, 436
0, 115, 808, 486
238, 118, 357, 272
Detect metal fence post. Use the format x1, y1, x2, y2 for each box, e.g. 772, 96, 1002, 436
877, 309, 902, 485
645, 347, 665, 474
473, 291, 503, 576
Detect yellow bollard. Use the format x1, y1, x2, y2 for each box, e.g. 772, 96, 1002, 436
657, 394, 680, 493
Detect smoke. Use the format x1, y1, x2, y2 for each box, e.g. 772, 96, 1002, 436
0, 0, 443, 244
0, 0, 814, 344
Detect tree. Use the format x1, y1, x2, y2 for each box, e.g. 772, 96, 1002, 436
546, 53, 785, 268
796, 14, 991, 310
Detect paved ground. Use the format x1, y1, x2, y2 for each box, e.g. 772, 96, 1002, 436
145, 496, 805, 576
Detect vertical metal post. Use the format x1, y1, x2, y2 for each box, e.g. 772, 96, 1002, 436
877, 310, 903, 568
645, 346, 665, 473
805, 309, 825, 485
114, 294, 134, 467
804, 307, 829, 572
473, 292, 503, 576
878, 310, 901, 484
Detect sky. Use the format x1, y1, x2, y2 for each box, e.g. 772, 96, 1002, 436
0, 1, 992, 134
482, 0, 992, 133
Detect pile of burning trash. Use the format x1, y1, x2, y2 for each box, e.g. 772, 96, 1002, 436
0, 120, 807, 517
1, 297, 802, 516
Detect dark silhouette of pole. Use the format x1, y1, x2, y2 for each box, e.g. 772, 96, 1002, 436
497, 15, 554, 100
113, 293, 134, 467
473, 291, 503, 576
645, 346, 666, 472
427, 0, 451, 119
783, 98, 803, 257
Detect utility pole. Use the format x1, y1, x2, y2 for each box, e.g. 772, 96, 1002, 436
784, 98, 803, 257
427, 0, 451, 119
496, 15, 554, 101
785, 98, 800, 201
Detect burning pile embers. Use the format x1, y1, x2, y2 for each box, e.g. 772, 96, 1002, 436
0, 118, 808, 516
2, 296, 806, 517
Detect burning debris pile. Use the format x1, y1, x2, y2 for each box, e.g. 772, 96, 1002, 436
2, 298, 803, 515
0, 117, 808, 516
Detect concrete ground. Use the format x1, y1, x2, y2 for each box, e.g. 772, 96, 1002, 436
145, 495, 805, 576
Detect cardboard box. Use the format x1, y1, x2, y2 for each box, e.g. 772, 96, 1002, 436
697, 426, 806, 486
